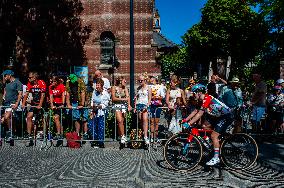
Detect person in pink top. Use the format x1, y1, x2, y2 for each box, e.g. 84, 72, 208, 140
49, 76, 65, 142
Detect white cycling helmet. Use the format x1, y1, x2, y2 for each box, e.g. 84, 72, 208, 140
276, 79, 284, 84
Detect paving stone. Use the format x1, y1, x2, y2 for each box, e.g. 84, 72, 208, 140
0, 141, 283, 187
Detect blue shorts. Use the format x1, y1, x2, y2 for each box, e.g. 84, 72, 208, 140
252, 106, 266, 123
150, 105, 162, 118
136, 104, 148, 112
71, 103, 89, 121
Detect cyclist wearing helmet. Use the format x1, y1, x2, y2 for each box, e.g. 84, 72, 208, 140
182, 83, 233, 166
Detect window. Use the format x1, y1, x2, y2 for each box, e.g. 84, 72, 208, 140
100, 31, 115, 64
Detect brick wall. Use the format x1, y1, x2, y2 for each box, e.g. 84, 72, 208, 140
81, 0, 160, 83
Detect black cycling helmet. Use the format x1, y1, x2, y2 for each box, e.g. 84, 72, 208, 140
191, 84, 206, 93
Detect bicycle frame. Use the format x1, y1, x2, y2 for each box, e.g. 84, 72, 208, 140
185, 127, 213, 148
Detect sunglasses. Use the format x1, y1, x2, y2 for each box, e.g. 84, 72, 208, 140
138, 80, 144, 83
28, 77, 33, 79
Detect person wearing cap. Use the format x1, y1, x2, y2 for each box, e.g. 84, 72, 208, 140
1, 70, 23, 140
250, 72, 267, 133
22, 71, 46, 147
219, 77, 243, 109
65, 74, 89, 141
267, 85, 284, 133
219, 77, 243, 132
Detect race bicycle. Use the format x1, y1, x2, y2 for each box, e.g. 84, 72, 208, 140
164, 124, 258, 171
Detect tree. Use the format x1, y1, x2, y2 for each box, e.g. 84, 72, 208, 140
259, 0, 284, 58
0, 0, 91, 80
161, 47, 189, 78
182, 0, 268, 77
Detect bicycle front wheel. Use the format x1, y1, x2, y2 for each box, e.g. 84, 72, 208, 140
164, 133, 203, 171
220, 133, 258, 170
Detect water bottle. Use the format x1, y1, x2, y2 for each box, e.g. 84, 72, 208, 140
198, 135, 210, 149
203, 136, 212, 148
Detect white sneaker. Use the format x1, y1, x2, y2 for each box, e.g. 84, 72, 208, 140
144, 137, 150, 145
206, 157, 220, 166
121, 135, 127, 144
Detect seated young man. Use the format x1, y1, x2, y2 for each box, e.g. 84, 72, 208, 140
182, 84, 233, 166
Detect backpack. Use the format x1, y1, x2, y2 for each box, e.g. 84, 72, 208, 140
66, 132, 81, 148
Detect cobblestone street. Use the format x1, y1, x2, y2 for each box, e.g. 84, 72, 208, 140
0, 140, 283, 188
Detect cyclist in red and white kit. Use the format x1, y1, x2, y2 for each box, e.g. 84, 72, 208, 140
22, 71, 46, 146
182, 84, 233, 166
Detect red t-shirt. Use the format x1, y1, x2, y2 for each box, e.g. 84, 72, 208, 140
27, 80, 46, 104
49, 83, 65, 104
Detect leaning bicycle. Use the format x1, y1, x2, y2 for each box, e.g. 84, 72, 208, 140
164, 126, 258, 171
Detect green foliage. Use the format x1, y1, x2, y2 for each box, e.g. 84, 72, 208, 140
181, 0, 268, 77
104, 111, 133, 139
161, 47, 189, 78
105, 111, 115, 138
259, 0, 284, 57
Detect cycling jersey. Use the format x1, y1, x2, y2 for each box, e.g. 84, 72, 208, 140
26, 80, 46, 105
201, 94, 231, 117
49, 83, 65, 104
199, 94, 233, 133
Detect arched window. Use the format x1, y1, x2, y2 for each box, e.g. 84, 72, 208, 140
100, 31, 115, 64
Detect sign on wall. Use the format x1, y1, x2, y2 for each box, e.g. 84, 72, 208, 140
74, 66, 88, 85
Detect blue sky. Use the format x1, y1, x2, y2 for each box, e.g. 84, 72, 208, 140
155, 0, 207, 45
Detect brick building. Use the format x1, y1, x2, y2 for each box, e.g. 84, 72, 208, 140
80, 0, 175, 84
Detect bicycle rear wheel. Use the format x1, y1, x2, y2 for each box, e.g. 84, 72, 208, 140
164, 133, 203, 171
220, 133, 258, 170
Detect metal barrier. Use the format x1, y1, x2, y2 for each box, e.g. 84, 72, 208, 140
150, 106, 188, 149
0, 103, 161, 149
0, 105, 47, 147
40, 105, 151, 149
3, 103, 282, 150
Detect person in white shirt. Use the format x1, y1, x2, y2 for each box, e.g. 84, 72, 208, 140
93, 70, 111, 93
89, 78, 110, 148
